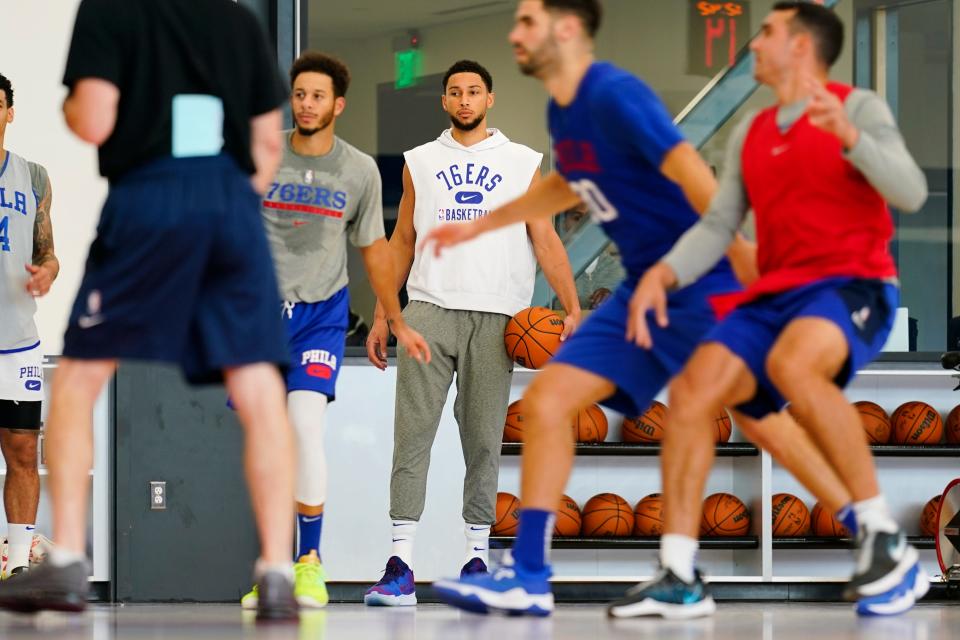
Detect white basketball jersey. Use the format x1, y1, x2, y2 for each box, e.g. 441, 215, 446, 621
0, 150, 40, 351
404, 129, 543, 316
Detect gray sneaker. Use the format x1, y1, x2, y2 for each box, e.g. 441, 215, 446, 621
256, 568, 299, 622
0, 559, 88, 613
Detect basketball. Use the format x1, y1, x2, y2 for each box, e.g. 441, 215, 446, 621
946, 405, 960, 444
891, 401, 943, 444
503, 306, 565, 369
855, 401, 891, 444
810, 502, 850, 537
503, 399, 525, 443
555, 494, 582, 536
633, 493, 664, 536
573, 405, 608, 443
771, 493, 811, 537
920, 495, 942, 537
714, 409, 732, 443
622, 401, 667, 443
581, 493, 634, 537
700, 493, 750, 537
493, 492, 520, 536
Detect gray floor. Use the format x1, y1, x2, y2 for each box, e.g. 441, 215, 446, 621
0, 603, 956, 639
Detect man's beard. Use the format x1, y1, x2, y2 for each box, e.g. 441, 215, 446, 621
450, 112, 485, 132
517, 41, 557, 78
295, 110, 334, 136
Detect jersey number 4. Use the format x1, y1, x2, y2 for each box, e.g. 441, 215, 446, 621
0, 215, 10, 252
568, 179, 619, 223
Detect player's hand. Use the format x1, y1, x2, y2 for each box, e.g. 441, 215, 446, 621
561, 310, 581, 341
419, 222, 481, 258
589, 287, 612, 309
805, 75, 859, 149
366, 317, 391, 371
726, 235, 759, 287
391, 319, 432, 365
24, 263, 55, 297
626, 263, 676, 349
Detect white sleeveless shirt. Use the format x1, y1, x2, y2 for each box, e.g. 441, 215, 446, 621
0, 151, 42, 351
404, 129, 542, 316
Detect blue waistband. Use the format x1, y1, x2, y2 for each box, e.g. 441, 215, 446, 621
0, 340, 40, 355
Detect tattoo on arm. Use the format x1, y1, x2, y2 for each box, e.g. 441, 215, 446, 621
32, 175, 56, 267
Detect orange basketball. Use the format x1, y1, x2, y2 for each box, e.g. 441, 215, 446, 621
855, 401, 891, 444
572, 405, 608, 443
771, 493, 811, 537
700, 493, 750, 537
493, 492, 520, 536
810, 502, 850, 537
504, 307, 564, 369
581, 493, 634, 537
622, 401, 667, 443
946, 405, 960, 444
714, 409, 732, 443
892, 401, 943, 444
555, 495, 582, 537
633, 493, 664, 536
920, 495, 942, 537
503, 400, 525, 443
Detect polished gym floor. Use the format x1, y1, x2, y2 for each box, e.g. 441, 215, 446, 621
0, 603, 956, 639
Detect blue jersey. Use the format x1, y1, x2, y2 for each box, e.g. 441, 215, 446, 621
548, 62, 736, 291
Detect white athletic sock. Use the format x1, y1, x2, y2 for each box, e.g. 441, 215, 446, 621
660, 534, 698, 583
853, 494, 898, 534
464, 522, 490, 566
47, 546, 87, 568
391, 520, 417, 566
6, 524, 35, 573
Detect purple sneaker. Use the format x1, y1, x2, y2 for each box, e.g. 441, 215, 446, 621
364, 556, 417, 606
460, 557, 489, 578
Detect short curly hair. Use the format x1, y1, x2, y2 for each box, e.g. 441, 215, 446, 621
0, 73, 13, 108
290, 52, 351, 98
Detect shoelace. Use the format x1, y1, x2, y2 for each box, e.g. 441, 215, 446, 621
282, 301, 297, 319
295, 562, 321, 581
378, 561, 406, 584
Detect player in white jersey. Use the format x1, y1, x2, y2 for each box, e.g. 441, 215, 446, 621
0, 73, 59, 579
363, 60, 580, 606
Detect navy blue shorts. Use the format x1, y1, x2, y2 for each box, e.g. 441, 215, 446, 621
551, 279, 728, 416
706, 278, 899, 419
63, 155, 288, 384
284, 288, 349, 401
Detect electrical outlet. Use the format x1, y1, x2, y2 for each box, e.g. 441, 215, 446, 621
150, 481, 166, 510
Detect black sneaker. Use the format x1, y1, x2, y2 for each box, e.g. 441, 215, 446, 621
607, 567, 716, 620
255, 568, 299, 622
844, 528, 919, 601
460, 557, 488, 578
0, 559, 88, 613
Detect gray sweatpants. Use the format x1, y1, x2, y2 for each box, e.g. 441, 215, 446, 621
389, 301, 514, 525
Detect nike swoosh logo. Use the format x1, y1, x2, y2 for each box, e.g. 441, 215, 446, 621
469, 527, 488, 531
473, 546, 485, 552
300, 515, 322, 523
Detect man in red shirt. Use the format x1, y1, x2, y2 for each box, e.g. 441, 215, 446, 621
621, 2, 928, 619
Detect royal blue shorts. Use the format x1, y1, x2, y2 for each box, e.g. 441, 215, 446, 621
283, 288, 349, 400
551, 276, 734, 416
62, 155, 288, 384
706, 277, 899, 419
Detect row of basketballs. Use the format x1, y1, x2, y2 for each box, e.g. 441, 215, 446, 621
854, 401, 960, 444
492, 492, 750, 538
772, 492, 944, 537
503, 400, 732, 444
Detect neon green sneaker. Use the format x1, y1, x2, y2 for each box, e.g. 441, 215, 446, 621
294, 550, 328, 608
240, 583, 259, 610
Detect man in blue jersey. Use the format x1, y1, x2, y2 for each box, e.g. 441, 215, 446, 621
422, 0, 860, 618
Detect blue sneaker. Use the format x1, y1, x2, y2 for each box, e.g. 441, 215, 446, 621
856, 560, 929, 617
606, 567, 716, 620
434, 555, 553, 616
364, 556, 417, 606
460, 557, 488, 578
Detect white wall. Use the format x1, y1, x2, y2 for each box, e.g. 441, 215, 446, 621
1, 0, 106, 355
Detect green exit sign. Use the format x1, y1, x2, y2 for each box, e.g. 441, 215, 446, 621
395, 49, 423, 89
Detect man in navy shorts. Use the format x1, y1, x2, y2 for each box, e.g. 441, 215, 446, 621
0, 0, 300, 621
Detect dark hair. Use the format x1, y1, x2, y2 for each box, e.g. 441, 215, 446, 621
542, 0, 603, 38
442, 60, 493, 93
0, 73, 12, 108
773, 1, 844, 67
290, 52, 351, 98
